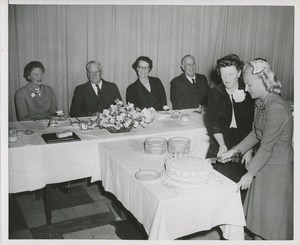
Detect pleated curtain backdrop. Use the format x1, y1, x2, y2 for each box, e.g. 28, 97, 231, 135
8, 5, 294, 121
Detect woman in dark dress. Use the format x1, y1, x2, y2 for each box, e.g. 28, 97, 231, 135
126, 56, 167, 111
206, 54, 255, 183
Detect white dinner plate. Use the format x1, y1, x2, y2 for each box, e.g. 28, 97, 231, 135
135, 170, 161, 181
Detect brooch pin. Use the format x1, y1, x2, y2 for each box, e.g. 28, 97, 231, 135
31, 92, 36, 98
260, 104, 266, 113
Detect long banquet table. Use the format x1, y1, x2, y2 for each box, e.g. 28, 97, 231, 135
9, 110, 209, 193
9, 110, 246, 240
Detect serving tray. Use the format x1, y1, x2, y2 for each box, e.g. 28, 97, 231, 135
41, 132, 81, 144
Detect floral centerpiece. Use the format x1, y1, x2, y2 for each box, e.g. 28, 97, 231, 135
55, 110, 65, 121
98, 99, 155, 133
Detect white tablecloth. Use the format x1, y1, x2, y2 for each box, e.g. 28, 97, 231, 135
9, 110, 209, 193
98, 137, 246, 240
9, 110, 246, 240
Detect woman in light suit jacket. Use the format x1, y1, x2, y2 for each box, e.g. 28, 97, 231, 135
126, 56, 167, 111
221, 58, 293, 240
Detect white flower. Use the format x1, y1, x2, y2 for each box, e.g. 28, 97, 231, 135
163, 105, 170, 111
56, 110, 64, 116
133, 121, 139, 128
31, 92, 36, 98
141, 108, 156, 123
103, 109, 110, 116
232, 89, 246, 103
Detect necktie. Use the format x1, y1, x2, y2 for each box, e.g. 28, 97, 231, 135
96, 84, 101, 99
192, 78, 196, 85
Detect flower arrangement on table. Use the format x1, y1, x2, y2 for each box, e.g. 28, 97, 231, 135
98, 99, 155, 133
55, 110, 66, 121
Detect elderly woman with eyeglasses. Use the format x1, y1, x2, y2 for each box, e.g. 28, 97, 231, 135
14, 61, 58, 121
126, 56, 167, 111
221, 59, 293, 240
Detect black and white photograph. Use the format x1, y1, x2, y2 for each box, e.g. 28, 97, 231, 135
1, 0, 299, 244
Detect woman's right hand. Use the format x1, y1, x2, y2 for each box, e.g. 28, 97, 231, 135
219, 149, 237, 163
217, 145, 228, 158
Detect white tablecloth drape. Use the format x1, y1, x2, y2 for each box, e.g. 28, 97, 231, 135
9, 110, 209, 193
98, 137, 246, 240
9, 110, 246, 240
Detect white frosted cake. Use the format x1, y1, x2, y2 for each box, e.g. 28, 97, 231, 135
164, 156, 213, 183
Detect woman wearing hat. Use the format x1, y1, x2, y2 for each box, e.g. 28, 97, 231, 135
221, 58, 293, 240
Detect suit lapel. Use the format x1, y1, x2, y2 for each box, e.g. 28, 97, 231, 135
86, 82, 98, 99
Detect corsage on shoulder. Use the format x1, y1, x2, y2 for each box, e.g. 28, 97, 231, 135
232, 89, 246, 103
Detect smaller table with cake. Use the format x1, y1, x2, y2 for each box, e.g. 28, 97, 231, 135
97, 136, 246, 240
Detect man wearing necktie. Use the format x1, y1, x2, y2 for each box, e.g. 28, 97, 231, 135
170, 54, 209, 109
70, 61, 122, 117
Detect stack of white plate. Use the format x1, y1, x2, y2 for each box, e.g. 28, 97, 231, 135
144, 137, 168, 155
168, 137, 191, 155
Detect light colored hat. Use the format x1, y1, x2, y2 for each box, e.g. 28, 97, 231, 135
243, 58, 270, 83
243, 58, 281, 94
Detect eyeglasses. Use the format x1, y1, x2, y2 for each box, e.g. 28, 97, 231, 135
88, 71, 101, 77
184, 63, 195, 68
137, 66, 150, 71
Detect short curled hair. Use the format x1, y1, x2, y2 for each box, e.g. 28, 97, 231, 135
132, 56, 153, 72
243, 58, 282, 95
216, 54, 244, 75
23, 61, 45, 82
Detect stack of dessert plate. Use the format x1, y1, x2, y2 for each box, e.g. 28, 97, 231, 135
144, 137, 168, 155
168, 137, 191, 155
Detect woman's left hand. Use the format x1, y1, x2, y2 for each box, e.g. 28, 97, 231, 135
237, 172, 254, 192
241, 150, 253, 167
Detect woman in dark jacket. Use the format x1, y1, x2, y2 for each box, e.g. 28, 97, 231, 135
206, 54, 255, 183
126, 56, 167, 110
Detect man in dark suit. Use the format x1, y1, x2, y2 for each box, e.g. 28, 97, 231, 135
170, 54, 209, 109
70, 61, 122, 117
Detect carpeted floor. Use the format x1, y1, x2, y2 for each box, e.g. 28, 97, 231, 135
9, 179, 252, 240
9, 180, 148, 240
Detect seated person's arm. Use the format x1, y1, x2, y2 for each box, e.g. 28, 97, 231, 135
126, 86, 138, 107
70, 87, 89, 117
201, 76, 209, 106
170, 81, 183, 109
158, 79, 167, 107
114, 85, 122, 101
49, 88, 58, 115
15, 91, 30, 121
